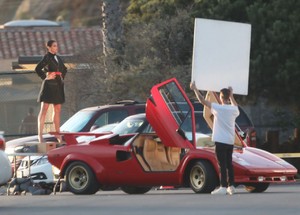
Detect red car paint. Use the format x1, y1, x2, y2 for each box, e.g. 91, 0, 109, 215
48, 78, 297, 195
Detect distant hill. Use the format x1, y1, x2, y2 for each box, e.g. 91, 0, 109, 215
0, 0, 100, 27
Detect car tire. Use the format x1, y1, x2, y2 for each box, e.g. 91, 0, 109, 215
189, 160, 218, 193
121, 186, 152, 194
244, 183, 269, 193
65, 161, 99, 195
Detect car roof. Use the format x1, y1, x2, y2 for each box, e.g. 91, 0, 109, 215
80, 101, 145, 112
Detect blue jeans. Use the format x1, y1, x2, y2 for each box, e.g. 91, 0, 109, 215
215, 142, 234, 187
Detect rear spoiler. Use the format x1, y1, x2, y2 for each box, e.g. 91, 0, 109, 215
49, 131, 112, 145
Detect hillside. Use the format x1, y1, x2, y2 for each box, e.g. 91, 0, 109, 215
0, 0, 101, 27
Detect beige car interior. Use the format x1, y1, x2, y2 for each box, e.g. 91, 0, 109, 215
132, 134, 181, 172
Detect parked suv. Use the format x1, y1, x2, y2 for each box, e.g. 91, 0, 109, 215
60, 100, 146, 133
6, 98, 255, 185
192, 101, 256, 147
5, 100, 145, 152
5, 100, 145, 183
6, 99, 256, 153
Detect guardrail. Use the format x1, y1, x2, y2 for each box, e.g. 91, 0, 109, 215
273, 153, 300, 158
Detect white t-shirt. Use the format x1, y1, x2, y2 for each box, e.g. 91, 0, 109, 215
211, 103, 240, 145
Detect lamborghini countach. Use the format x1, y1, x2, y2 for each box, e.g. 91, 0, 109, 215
47, 78, 297, 195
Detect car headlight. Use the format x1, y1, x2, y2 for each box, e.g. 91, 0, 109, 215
280, 176, 287, 181
258, 176, 264, 182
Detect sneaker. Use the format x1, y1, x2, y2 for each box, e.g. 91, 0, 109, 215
211, 187, 227, 195
227, 186, 235, 195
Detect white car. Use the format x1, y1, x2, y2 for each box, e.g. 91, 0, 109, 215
0, 132, 12, 185
16, 155, 54, 183
14, 124, 119, 184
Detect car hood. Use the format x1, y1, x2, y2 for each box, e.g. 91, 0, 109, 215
146, 78, 196, 148
199, 146, 297, 173
233, 147, 297, 172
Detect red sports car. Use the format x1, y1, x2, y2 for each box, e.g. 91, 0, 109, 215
47, 78, 297, 195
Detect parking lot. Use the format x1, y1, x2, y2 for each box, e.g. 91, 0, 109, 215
1, 183, 300, 215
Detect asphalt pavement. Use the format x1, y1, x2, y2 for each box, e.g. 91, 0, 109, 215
1, 183, 300, 215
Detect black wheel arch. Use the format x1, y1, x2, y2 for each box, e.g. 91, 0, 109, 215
60, 157, 102, 181
183, 158, 218, 187
64, 160, 100, 195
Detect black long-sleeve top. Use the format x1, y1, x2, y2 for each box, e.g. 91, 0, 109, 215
35, 52, 67, 80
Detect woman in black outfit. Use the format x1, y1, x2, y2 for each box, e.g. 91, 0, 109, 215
35, 40, 67, 143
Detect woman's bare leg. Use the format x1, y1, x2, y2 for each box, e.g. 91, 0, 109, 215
38, 102, 49, 143
53, 104, 62, 143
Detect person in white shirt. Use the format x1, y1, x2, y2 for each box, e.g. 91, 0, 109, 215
190, 82, 239, 195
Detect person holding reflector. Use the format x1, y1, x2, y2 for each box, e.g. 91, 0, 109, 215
190, 81, 239, 195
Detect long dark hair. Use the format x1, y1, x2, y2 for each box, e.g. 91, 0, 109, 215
46, 39, 56, 48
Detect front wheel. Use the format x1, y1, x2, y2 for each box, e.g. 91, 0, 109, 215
121, 186, 152, 194
65, 161, 99, 195
189, 160, 218, 193
244, 183, 269, 193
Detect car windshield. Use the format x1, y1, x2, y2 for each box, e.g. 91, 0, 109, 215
76, 116, 149, 143
111, 117, 147, 134
192, 102, 252, 135
76, 123, 117, 143
236, 106, 253, 128
194, 112, 212, 134
60, 111, 95, 132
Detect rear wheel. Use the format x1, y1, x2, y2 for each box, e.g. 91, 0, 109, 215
65, 161, 99, 195
189, 160, 218, 193
244, 183, 269, 193
121, 186, 152, 194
